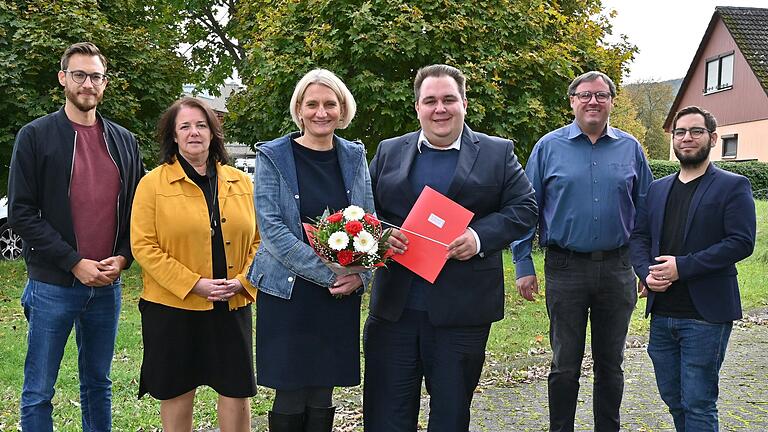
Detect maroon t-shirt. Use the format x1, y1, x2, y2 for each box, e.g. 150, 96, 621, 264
69, 120, 121, 261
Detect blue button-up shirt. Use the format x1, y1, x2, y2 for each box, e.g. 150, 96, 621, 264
512, 121, 652, 278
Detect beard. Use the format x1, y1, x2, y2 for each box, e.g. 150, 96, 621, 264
64, 85, 102, 113
674, 139, 712, 168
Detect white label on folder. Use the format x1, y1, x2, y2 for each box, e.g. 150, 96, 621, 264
427, 213, 445, 228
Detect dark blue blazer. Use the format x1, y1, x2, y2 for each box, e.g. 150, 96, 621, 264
368, 125, 538, 326
629, 164, 756, 323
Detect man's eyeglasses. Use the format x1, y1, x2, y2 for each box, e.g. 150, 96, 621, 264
63, 70, 107, 86
671, 127, 710, 140
571, 91, 612, 103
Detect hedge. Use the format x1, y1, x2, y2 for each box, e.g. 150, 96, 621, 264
648, 160, 768, 199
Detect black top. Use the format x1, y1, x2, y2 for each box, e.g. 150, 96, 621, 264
177, 155, 227, 280
652, 174, 703, 319
291, 139, 349, 226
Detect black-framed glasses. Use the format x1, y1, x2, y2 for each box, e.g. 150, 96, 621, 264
63, 70, 108, 86
671, 127, 710, 140
571, 91, 612, 103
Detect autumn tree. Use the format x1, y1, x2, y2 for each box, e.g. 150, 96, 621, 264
225, 0, 636, 163
624, 80, 677, 160
0, 0, 189, 189
610, 91, 648, 154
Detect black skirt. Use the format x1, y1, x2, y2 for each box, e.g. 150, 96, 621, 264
256, 277, 362, 390
138, 299, 256, 400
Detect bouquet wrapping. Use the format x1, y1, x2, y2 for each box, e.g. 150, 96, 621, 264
303, 205, 393, 276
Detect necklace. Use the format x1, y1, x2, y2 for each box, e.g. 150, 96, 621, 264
207, 171, 219, 237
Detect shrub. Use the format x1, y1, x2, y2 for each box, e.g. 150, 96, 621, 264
648, 160, 680, 180
648, 160, 768, 199
717, 162, 768, 199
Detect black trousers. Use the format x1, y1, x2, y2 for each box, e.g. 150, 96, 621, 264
363, 309, 490, 432
545, 247, 637, 432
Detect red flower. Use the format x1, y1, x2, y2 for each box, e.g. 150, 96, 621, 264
326, 212, 343, 223
345, 220, 364, 236
337, 250, 354, 266
363, 213, 381, 226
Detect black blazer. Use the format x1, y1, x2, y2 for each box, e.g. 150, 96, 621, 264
629, 164, 756, 323
369, 125, 538, 326
8, 108, 144, 286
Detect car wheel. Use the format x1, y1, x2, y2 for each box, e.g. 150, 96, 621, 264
0, 222, 23, 260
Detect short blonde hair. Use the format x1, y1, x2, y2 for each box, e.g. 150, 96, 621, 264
290, 69, 357, 131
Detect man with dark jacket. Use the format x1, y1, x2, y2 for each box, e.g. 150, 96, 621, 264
8, 42, 143, 431
630, 106, 755, 431
363, 64, 538, 431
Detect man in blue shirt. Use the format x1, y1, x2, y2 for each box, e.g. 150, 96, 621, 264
512, 71, 652, 431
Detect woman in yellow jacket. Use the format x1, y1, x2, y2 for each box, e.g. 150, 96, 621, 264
131, 97, 259, 432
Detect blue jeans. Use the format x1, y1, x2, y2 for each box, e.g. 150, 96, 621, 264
20, 278, 121, 432
648, 315, 732, 432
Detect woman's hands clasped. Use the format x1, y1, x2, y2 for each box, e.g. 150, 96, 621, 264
192, 278, 245, 302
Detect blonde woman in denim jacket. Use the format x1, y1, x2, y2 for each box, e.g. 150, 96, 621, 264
247, 69, 374, 432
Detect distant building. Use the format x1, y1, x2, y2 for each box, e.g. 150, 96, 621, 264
182, 81, 243, 121
664, 6, 768, 162
183, 81, 256, 169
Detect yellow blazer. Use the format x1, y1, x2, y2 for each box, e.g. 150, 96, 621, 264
131, 160, 259, 311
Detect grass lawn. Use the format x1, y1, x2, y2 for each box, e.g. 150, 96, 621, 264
0, 261, 274, 431
0, 200, 764, 430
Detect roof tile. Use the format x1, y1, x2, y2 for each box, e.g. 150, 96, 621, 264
717, 6, 768, 91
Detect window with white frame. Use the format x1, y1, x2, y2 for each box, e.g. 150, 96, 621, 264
705, 52, 734, 94
721, 134, 737, 158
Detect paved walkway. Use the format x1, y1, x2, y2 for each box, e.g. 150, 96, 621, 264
219, 314, 768, 431
470, 317, 768, 431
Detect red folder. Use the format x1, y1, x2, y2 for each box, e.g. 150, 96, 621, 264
393, 186, 474, 283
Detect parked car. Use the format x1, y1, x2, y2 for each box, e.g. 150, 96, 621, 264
0, 197, 23, 260
235, 157, 255, 174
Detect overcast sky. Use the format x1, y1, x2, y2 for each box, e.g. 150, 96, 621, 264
601, 0, 767, 83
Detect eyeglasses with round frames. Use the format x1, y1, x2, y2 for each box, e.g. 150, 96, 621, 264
671, 127, 710, 140
63, 70, 108, 86
570, 91, 612, 103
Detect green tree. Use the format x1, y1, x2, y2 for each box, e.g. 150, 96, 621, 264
624, 80, 676, 160
0, 0, 189, 189
610, 91, 648, 155
226, 0, 636, 163
168, 0, 247, 93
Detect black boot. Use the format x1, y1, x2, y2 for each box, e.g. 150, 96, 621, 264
303, 406, 335, 432
268, 411, 305, 432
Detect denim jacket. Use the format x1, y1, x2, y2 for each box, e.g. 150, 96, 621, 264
247, 132, 375, 299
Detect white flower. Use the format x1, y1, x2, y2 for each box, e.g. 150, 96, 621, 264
343, 205, 365, 221
328, 232, 350, 251
353, 231, 377, 253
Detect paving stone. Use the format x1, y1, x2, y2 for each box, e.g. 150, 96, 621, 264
205, 318, 768, 431
470, 322, 768, 431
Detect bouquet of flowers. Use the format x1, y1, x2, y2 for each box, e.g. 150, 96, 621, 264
303, 205, 393, 275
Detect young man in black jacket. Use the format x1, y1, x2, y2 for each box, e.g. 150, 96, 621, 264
8, 42, 143, 432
